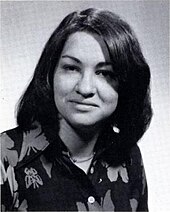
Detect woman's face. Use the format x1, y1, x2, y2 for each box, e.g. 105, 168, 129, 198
53, 32, 118, 129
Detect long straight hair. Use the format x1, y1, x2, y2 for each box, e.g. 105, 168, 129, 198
17, 8, 152, 165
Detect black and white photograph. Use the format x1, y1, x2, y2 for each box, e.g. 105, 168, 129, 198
0, 1, 169, 211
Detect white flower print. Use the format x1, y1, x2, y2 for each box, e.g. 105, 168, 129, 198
1, 133, 18, 167
18, 199, 28, 211
0, 160, 7, 184
107, 165, 129, 183
130, 198, 138, 212
102, 189, 115, 211
76, 202, 87, 211
19, 127, 49, 162
24, 167, 43, 189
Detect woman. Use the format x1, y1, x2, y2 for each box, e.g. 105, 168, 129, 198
1, 8, 152, 211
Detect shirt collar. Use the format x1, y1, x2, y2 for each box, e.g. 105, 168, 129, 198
16, 123, 114, 169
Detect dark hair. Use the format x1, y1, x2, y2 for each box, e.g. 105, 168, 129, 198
17, 8, 152, 165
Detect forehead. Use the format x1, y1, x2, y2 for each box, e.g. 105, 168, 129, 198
61, 31, 111, 63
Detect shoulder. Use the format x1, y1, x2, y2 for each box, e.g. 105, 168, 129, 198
127, 144, 146, 183
130, 144, 143, 164
128, 145, 148, 210
1, 127, 23, 167
1, 127, 23, 141
1, 125, 51, 210
0, 125, 50, 168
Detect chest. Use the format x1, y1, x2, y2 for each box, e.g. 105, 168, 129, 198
15, 157, 140, 211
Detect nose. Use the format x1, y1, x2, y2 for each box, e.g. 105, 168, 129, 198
75, 71, 96, 98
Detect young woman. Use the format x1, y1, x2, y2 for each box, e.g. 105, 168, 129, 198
1, 8, 152, 211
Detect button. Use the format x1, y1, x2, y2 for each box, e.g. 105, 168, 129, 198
88, 196, 95, 204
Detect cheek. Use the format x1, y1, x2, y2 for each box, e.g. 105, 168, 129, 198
98, 81, 118, 108
53, 73, 77, 98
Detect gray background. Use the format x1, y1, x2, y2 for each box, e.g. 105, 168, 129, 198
1, 1, 169, 211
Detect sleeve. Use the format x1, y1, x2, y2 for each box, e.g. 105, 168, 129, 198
0, 132, 19, 211
137, 158, 149, 211
130, 145, 149, 211
1, 161, 14, 210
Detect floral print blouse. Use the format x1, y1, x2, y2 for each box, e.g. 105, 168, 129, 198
1, 125, 148, 211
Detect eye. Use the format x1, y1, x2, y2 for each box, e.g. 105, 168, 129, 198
62, 64, 80, 72
96, 70, 116, 80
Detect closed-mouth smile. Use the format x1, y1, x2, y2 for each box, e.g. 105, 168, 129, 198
69, 100, 99, 108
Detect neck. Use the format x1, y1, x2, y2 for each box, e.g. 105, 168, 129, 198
59, 118, 100, 158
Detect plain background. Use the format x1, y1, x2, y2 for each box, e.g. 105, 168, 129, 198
1, 1, 170, 211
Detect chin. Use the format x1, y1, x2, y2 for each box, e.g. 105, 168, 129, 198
71, 120, 97, 128
69, 115, 103, 129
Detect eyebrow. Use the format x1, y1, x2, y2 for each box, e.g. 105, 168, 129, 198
61, 55, 81, 64
61, 55, 113, 67
96, 62, 113, 68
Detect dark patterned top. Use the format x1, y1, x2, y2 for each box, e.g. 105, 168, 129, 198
1, 124, 148, 211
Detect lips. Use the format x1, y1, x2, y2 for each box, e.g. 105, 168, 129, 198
69, 100, 99, 107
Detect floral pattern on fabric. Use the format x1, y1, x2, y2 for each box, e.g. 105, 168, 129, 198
24, 167, 43, 189
19, 127, 49, 162
102, 189, 115, 211
1, 133, 18, 167
1, 127, 148, 211
130, 198, 138, 212
76, 202, 87, 211
18, 199, 28, 211
107, 165, 129, 183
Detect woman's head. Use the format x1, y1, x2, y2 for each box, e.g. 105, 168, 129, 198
17, 8, 152, 155
53, 31, 119, 131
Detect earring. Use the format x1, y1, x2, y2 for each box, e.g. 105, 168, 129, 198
112, 125, 120, 133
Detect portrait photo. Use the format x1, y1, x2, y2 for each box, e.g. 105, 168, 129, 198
1, 1, 169, 211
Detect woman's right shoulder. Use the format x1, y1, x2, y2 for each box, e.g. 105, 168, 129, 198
1, 124, 51, 169
1, 127, 24, 150
1, 126, 23, 137
0, 127, 24, 167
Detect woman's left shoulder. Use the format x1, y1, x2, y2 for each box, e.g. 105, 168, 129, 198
129, 144, 143, 165
127, 144, 146, 183
126, 144, 146, 178
128, 145, 148, 211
